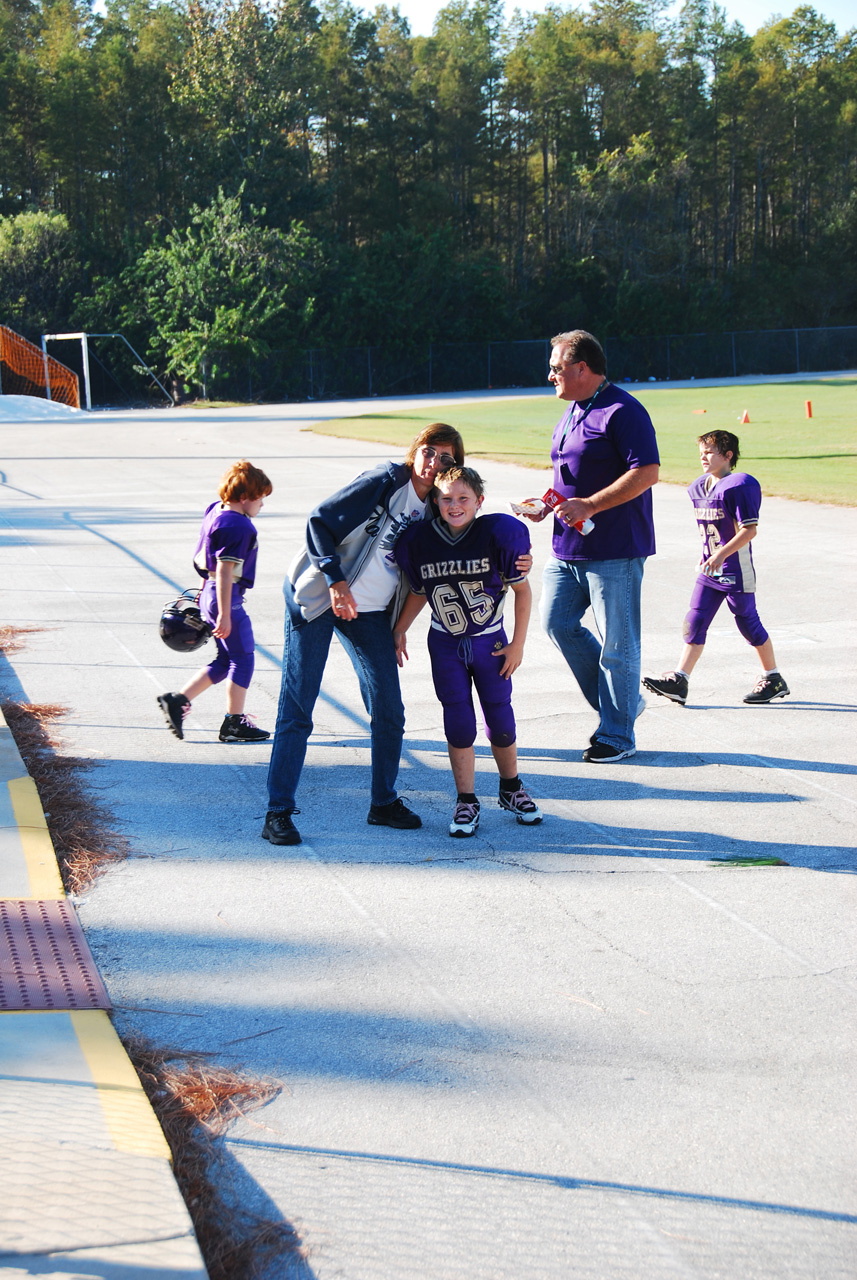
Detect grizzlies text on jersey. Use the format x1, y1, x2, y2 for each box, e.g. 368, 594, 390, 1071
395, 513, 530, 638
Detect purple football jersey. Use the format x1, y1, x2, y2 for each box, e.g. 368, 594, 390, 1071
193, 501, 259, 589
687, 471, 761, 592
395, 513, 529, 637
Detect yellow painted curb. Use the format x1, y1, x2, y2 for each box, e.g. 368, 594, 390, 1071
7, 775, 65, 899
71, 1009, 173, 1163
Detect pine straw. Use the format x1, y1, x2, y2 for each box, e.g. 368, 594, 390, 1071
0, 626, 308, 1277
0, 698, 128, 894
125, 1039, 308, 1279
0, 624, 45, 655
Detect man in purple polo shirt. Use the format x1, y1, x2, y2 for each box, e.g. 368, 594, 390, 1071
524, 330, 660, 761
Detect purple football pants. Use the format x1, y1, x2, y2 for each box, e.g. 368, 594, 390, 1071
683, 575, 769, 648
199, 579, 255, 689
427, 627, 516, 749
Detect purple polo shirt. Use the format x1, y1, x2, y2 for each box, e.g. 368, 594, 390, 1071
550, 383, 659, 561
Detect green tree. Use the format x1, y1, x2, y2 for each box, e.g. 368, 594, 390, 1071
0, 0, 42, 212
413, 0, 502, 243
313, 0, 378, 241
86, 186, 321, 395
88, 0, 191, 256
321, 224, 509, 346
0, 209, 84, 338
170, 0, 318, 220
33, 0, 101, 235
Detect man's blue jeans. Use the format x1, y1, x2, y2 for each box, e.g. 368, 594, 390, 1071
541, 555, 645, 752
267, 601, 405, 813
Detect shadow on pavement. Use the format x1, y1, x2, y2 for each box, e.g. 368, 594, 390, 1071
226, 1138, 857, 1225
98, 751, 856, 872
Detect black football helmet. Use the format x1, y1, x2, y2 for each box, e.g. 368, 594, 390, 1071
159, 589, 213, 652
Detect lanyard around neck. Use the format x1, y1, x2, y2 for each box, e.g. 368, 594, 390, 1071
557, 379, 609, 457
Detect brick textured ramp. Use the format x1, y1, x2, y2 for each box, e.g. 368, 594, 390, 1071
0, 695, 207, 1276
0, 898, 111, 1010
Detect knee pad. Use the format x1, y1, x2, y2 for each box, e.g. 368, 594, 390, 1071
682, 609, 710, 646
482, 701, 516, 749
443, 702, 477, 750
733, 611, 769, 648
206, 654, 230, 686
227, 653, 255, 688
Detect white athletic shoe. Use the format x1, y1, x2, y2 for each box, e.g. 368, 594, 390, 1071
449, 800, 480, 838
498, 787, 543, 824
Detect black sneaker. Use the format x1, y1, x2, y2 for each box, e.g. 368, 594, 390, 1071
498, 787, 543, 825
367, 798, 422, 829
157, 692, 191, 740
261, 810, 301, 845
449, 799, 480, 837
743, 673, 790, 704
642, 672, 688, 705
219, 713, 271, 743
583, 739, 636, 763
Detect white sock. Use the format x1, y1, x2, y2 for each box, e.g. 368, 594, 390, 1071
765, 668, 779, 676
676, 669, 691, 679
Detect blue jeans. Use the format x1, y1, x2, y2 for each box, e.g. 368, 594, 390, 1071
541, 555, 645, 752
267, 599, 405, 812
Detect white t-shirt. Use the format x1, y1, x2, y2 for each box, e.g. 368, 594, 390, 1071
350, 480, 427, 611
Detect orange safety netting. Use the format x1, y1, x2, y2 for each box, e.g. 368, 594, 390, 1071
0, 325, 80, 408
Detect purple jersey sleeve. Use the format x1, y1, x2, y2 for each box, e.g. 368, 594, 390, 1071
488, 514, 530, 582
194, 503, 259, 588
393, 523, 427, 594
210, 520, 253, 562
720, 472, 761, 527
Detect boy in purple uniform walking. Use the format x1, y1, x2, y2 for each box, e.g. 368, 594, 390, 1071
394, 466, 542, 837
158, 459, 273, 742
643, 431, 789, 706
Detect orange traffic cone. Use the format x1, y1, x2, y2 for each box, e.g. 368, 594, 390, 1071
741, 409, 750, 423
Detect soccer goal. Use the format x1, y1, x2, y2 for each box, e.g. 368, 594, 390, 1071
0, 325, 81, 407
41, 331, 174, 409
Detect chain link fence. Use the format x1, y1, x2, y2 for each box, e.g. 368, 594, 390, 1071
69, 325, 857, 406
261, 325, 857, 403
605, 326, 857, 382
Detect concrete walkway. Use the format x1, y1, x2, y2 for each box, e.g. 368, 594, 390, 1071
0, 390, 854, 1279
0, 713, 207, 1277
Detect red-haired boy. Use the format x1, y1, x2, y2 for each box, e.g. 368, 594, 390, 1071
158, 459, 273, 742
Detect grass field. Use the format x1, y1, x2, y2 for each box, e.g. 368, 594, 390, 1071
312, 377, 857, 505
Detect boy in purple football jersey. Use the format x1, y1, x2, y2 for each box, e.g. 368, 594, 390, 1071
394, 466, 542, 837
643, 431, 789, 706
157, 460, 273, 742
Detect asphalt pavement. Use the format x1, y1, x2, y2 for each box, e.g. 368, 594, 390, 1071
0, 387, 854, 1279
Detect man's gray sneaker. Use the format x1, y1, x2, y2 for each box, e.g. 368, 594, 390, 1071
583, 740, 636, 763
